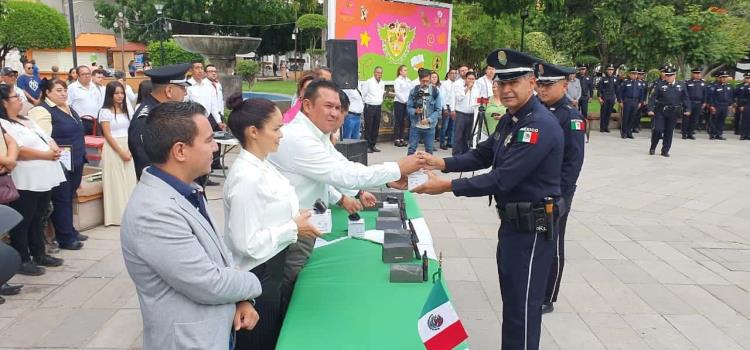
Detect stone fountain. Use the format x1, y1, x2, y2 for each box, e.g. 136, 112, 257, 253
172, 34, 262, 104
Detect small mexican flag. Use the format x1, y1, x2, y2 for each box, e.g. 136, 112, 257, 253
517, 129, 539, 144
571, 120, 585, 131
418, 282, 468, 350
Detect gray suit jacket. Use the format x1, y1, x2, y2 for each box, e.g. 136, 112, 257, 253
121, 169, 261, 350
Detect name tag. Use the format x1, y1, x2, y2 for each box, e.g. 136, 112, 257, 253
626, 84, 632, 87
717, 88, 723, 91
688, 84, 694, 87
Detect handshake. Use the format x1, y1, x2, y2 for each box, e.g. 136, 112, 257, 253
388, 152, 449, 192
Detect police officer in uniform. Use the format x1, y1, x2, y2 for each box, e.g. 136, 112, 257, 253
707, 71, 734, 140
412, 49, 564, 350
128, 63, 191, 179
633, 68, 648, 134
576, 64, 594, 120
647, 65, 689, 157
684, 68, 707, 139
736, 72, 750, 140
617, 67, 645, 139
534, 62, 585, 315
597, 63, 618, 132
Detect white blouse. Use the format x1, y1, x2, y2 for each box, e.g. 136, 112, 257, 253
0, 118, 66, 192
223, 149, 299, 272
98, 108, 131, 138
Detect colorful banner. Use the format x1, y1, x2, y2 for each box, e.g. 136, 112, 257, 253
330, 0, 452, 83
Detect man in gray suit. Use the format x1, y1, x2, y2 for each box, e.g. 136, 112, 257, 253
121, 101, 262, 350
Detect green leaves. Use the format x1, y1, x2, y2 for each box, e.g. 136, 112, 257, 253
0, 1, 70, 57
450, 2, 520, 67
296, 13, 326, 31
146, 39, 203, 68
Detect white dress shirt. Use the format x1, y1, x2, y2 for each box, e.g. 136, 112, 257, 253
124, 84, 136, 114
0, 118, 66, 192
224, 149, 299, 272
67, 81, 103, 118
477, 76, 494, 98
359, 77, 385, 106
267, 111, 401, 209
394, 76, 413, 104
343, 89, 364, 114
188, 77, 218, 124
439, 80, 454, 110
454, 83, 481, 114
209, 80, 224, 121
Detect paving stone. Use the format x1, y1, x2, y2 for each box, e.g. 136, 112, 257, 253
40, 277, 110, 308
600, 259, 658, 284
578, 313, 650, 350
86, 309, 143, 348
628, 283, 696, 315
621, 314, 697, 350
35, 308, 117, 348
665, 314, 743, 350
543, 312, 605, 350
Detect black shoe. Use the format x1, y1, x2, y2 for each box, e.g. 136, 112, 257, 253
661, 152, 670, 157
59, 241, 84, 250
682, 135, 687, 139
0, 296, 4, 304
541, 302, 554, 314
372, 146, 381, 152
77, 234, 88, 242
709, 135, 715, 140
18, 262, 45, 276
605, 129, 611, 133
394, 141, 401, 147
205, 179, 220, 186
367, 147, 374, 153
741, 136, 749, 140
649, 149, 655, 155
34, 255, 64, 267
0, 283, 23, 296
716, 136, 727, 140
633, 129, 640, 133
439, 144, 448, 150
446, 144, 452, 148
621, 135, 626, 139
627, 135, 634, 139
688, 135, 696, 140
211, 164, 228, 170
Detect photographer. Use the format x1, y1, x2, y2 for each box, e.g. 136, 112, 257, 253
406, 69, 441, 155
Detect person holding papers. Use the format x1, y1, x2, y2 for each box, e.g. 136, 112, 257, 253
28, 79, 87, 250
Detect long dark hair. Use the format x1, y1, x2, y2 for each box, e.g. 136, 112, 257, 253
136, 80, 152, 105
39, 79, 68, 105
226, 93, 279, 148
102, 81, 130, 120
0, 85, 26, 124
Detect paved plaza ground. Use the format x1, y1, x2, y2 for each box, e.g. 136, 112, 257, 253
1, 129, 750, 349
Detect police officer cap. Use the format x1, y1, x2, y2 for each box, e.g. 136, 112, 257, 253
663, 65, 677, 75
536, 62, 575, 84
576, 63, 587, 70
145, 63, 192, 86
605, 63, 615, 70
717, 70, 730, 77
637, 67, 646, 74
744, 72, 750, 78
628, 66, 638, 73
691, 67, 703, 73
486, 48, 541, 81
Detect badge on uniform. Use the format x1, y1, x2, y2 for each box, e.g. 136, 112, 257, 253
516, 128, 539, 144
570, 119, 585, 131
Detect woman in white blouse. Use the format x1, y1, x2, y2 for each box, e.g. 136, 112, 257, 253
99, 81, 136, 226
223, 94, 320, 349
0, 84, 66, 276
393, 64, 413, 147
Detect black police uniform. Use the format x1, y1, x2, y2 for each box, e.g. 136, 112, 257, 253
736, 75, 750, 139
441, 49, 564, 350
633, 70, 648, 133
576, 67, 594, 119
127, 63, 191, 179
542, 96, 585, 307
707, 74, 734, 139
597, 67, 618, 132
617, 73, 645, 138
648, 73, 690, 156
684, 74, 707, 138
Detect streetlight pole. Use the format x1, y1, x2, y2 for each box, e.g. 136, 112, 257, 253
67, 0, 78, 67
114, 12, 129, 71
154, 3, 165, 66
520, 7, 529, 52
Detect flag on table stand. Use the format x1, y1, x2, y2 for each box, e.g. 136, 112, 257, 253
418, 282, 468, 350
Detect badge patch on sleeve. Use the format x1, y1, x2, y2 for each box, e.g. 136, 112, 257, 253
516, 128, 539, 144
571, 119, 585, 131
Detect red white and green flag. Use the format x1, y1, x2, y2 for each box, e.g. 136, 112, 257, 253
570, 120, 585, 131
418, 282, 468, 350
516, 129, 539, 144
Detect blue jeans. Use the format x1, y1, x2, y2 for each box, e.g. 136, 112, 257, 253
439, 113, 454, 146
341, 113, 361, 140
407, 126, 435, 155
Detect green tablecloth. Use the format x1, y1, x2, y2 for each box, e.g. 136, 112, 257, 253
277, 192, 469, 350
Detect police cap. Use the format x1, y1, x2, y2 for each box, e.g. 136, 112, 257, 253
744, 72, 750, 78
536, 62, 575, 84
691, 67, 703, 74
605, 63, 615, 70
717, 70, 730, 78
145, 63, 192, 86
486, 48, 541, 82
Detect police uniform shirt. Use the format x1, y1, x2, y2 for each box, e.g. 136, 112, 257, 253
708, 83, 734, 106
443, 95, 564, 205
617, 79, 644, 103
686, 79, 707, 103
128, 93, 160, 179
648, 80, 690, 112
734, 82, 750, 106
548, 96, 585, 198
577, 74, 594, 98
597, 75, 618, 99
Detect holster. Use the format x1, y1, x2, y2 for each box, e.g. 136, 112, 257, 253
497, 201, 559, 235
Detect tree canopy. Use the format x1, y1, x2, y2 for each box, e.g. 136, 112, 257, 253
0, 1, 70, 66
